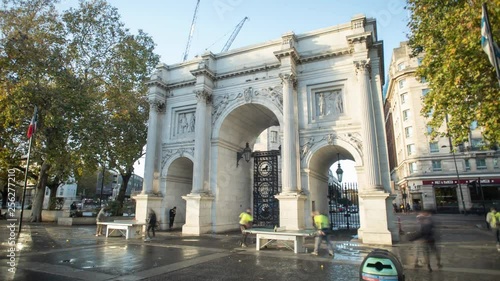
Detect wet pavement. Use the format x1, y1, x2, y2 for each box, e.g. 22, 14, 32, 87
1, 213, 499, 280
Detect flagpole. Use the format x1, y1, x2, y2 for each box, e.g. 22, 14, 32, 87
18, 106, 37, 238
483, 3, 500, 87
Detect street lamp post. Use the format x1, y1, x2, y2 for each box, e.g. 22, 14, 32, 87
442, 145, 467, 215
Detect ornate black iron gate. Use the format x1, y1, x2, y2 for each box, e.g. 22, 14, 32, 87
328, 182, 359, 230
252, 150, 281, 227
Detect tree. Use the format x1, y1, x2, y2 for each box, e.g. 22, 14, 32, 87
0, 0, 90, 221
0, 0, 159, 221
407, 0, 500, 145
63, 1, 159, 213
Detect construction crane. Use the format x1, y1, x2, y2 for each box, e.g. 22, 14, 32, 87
221, 17, 249, 53
182, 0, 201, 62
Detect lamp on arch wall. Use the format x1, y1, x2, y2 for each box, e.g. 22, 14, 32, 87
336, 153, 343, 183
236, 142, 252, 167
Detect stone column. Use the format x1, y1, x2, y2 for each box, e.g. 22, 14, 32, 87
354, 60, 382, 190
279, 73, 299, 194
191, 89, 212, 194
142, 96, 165, 194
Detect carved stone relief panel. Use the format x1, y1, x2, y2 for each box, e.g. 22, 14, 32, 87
315, 89, 343, 118
171, 106, 196, 140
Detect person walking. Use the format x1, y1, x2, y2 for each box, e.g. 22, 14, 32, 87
145, 208, 157, 241
95, 207, 106, 236
238, 208, 253, 247
311, 211, 335, 257
486, 207, 500, 250
409, 210, 442, 271
169, 206, 177, 230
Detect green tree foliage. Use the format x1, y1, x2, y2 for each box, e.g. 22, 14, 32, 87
0, 0, 158, 221
407, 0, 500, 145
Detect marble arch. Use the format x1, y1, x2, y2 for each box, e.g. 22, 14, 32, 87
135, 15, 399, 245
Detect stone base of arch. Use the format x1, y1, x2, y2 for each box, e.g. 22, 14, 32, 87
181, 193, 214, 235
357, 191, 399, 245
275, 192, 307, 231
133, 194, 164, 224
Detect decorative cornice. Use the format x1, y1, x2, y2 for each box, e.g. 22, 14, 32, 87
166, 80, 196, 91
347, 32, 373, 47
274, 48, 300, 63
190, 68, 216, 80
299, 48, 352, 63
216, 63, 281, 80
146, 78, 169, 91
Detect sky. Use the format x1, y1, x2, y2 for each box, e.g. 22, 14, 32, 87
59, 0, 410, 181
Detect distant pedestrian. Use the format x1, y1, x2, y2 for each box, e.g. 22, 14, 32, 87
311, 211, 335, 257
400, 203, 405, 213
95, 208, 106, 236
169, 206, 177, 230
238, 208, 253, 247
145, 208, 157, 241
70, 201, 77, 217
486, 207, 500, 250
393, 203, 398, 213
406, 202, 411, 213
409, 210, 442, 271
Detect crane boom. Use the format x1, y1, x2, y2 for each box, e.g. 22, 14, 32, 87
221, 17, 248, 53
182, 0, 201, 62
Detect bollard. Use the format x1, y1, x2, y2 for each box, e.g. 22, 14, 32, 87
360, 249, 404, 281
398, 217, 404, 235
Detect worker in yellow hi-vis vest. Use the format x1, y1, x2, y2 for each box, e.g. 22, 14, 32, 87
239, 208, 253, 247
311, 210, 335, 257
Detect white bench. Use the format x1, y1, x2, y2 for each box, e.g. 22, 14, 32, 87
98, 220, 144, 239
243, 228, 316, 253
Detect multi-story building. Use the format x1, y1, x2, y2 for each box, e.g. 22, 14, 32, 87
385, 41, 500, 213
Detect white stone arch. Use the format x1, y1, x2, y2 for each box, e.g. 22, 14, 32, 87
161, 148, 195, 178
211, 86, 284, 139
208, 87, 284, 233
159, 155, 194, 231
302, 135, 364, 169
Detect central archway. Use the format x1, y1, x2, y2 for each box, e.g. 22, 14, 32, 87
210, 101, 282, 232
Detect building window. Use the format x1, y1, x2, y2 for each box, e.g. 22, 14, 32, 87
422, 89, 430, 96
400, 93, 408, 104
429, 142, 439, 153
405, 126, 413, 138
494, 158, 499, 169
409, 162, 417, 174
432, 160, 442, 171
270, 130, 277, 143
397, 62, 405, 71
59, 188, 64, 196
417, 57, 423, 66
476, 158, 487, 169
465, 159, 471, 171
421, 77, 427, 83
407, 144, 415, 156
403, 109, 410, 121
399, 79, 406, 89
426, 125, 433, 134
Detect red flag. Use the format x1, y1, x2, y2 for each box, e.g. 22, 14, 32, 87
27, 106, 37, 139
